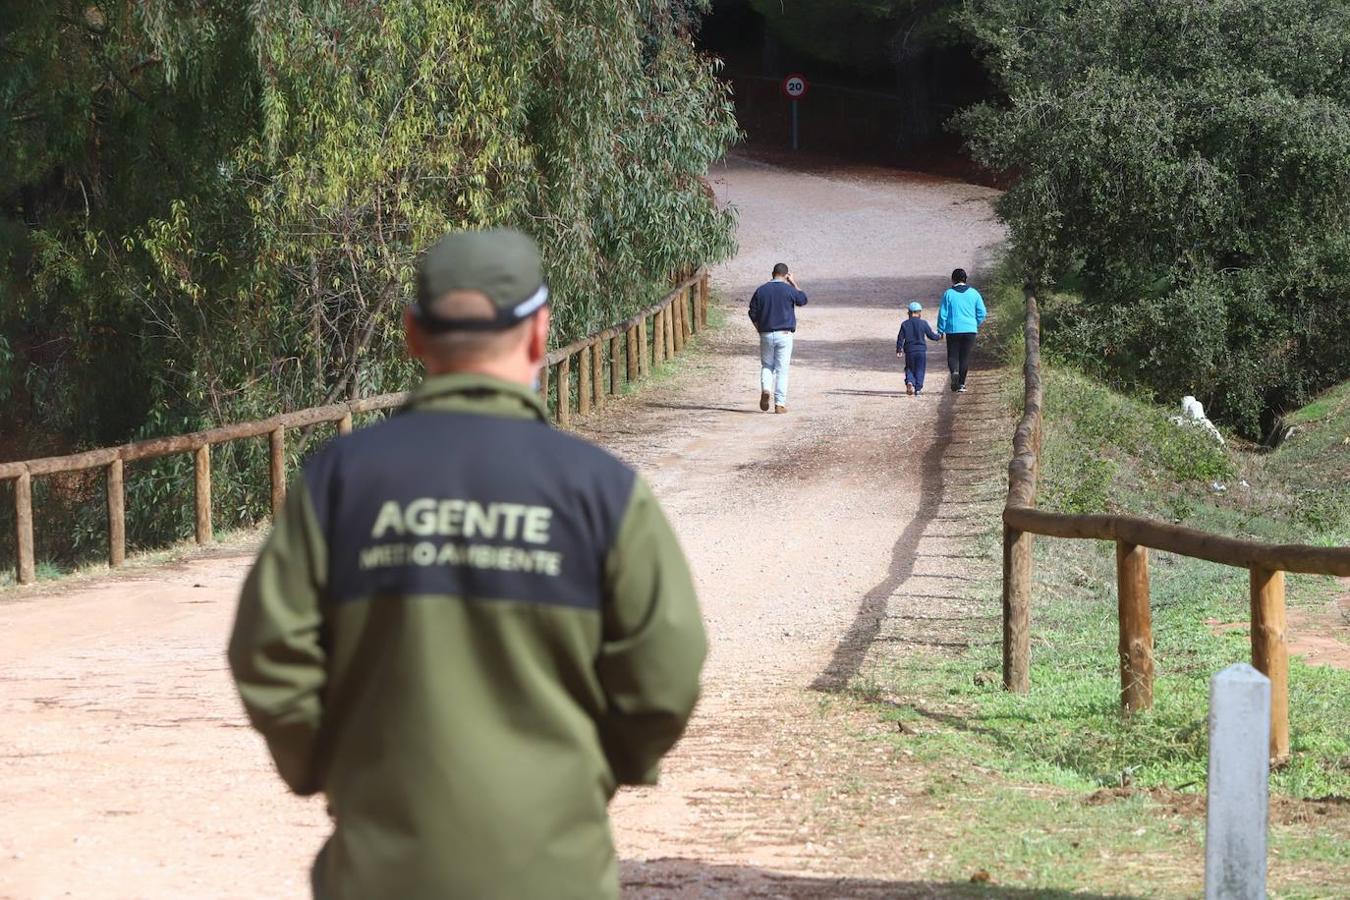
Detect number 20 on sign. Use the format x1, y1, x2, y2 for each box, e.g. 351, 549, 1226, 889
781, 73, 808, 150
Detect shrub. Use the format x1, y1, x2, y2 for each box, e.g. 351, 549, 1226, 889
958, 0, 1350, 437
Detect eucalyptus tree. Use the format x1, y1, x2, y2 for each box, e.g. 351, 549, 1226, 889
2, 0, 738, 560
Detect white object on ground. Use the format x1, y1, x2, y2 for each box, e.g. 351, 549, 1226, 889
1171, 395, 1226, 446
1204, 663, 1270, 900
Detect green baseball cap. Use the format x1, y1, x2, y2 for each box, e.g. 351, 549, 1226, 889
413, 228, 549, 332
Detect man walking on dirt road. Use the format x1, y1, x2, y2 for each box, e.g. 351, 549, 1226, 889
228, 228, 707, 900
748, 262, 808, 413
936, 267, 986, 393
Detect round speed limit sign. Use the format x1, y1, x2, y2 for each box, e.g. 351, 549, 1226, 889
781, 73, 809, 99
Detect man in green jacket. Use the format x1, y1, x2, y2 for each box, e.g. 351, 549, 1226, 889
228, 228, 707, 899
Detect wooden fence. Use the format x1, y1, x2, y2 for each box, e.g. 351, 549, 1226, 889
2, 268, 710, 587
1002, 288, 1350, 761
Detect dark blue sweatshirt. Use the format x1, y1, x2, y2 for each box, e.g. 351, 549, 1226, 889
897, 316, 941, 354
748, 280, 808, 333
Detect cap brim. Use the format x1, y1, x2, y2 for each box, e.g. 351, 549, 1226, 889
415, 284, 550, 333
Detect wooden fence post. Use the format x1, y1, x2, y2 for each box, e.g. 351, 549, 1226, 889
1250, 568, 1290, 761
107, 459, 125, 568
609, 335, 621, 395
652, 309, 662, 366
664, 301, 676, 359
1002, 522, 1032, 692
626, 326, 639, 383
15, 470, 35, 584
650, 313, 658, 369
338, 412, 353, 435
648, 313, 658, 369
652, 309, 664, 366
194, 445, 212, 544
270, 426, 286, 519
579, 344, 592, 415
557, 355, 571, 428
592, 341, 605, 409
669, 299, 679, 355
1116, 541, 1155, 712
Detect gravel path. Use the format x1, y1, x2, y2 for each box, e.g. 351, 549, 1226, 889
0, 156, 1005, 898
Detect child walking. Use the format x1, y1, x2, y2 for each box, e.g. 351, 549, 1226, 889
896, 301, 942, 396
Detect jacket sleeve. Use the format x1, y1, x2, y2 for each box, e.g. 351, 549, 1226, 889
976, 290, 988, 327
596, 476, 707, 785
227, 478, 329, 796
936, 292, 949, 334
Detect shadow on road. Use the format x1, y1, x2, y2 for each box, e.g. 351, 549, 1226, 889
810, 380, 959, 692
622, 858, 1143, 898
810, 343, 1005, 693
640, 401, 762, 416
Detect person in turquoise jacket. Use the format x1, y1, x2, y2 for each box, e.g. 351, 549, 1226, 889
935, 268, 987, 393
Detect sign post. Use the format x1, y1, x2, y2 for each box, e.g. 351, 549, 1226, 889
781, 73, 808, 151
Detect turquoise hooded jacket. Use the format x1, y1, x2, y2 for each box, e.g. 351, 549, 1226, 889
936, 283, 987, 335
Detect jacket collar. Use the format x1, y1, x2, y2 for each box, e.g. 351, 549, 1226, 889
404, 372, 549, 423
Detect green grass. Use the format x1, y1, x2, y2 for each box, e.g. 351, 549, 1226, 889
898, 757, 1346, 898
1258, 380, 1350, 545
934, 778, 1201, 896
872, 357, 1350, 796
871, 551, 1350, 799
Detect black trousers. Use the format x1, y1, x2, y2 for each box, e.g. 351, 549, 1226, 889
945, 332, 976, 388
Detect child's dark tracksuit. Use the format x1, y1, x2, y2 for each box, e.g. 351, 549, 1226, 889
897, 316, 941, 390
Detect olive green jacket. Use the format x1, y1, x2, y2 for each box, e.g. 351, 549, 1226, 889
228, 374, 706, 899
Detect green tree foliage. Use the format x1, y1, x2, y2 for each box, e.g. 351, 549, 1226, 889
2, 0, 736, 563
957, 0, 1350, 436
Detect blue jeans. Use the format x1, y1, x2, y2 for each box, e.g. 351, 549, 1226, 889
759, 331, 794, 406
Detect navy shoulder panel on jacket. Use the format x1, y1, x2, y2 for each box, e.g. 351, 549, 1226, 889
303, 412, 636, 610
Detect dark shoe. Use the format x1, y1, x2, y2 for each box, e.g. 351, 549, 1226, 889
760, 391, 771, 411
774, 405, 788, 414
905, 382, 915, 396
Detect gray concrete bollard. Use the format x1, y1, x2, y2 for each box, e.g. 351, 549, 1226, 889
1205, 663, 1271, 900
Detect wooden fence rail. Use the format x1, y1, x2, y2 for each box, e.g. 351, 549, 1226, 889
1002, 287, 1350, 761
3, 268, 710, 587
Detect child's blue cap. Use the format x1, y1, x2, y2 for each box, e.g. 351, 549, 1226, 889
907, 301, 923, 312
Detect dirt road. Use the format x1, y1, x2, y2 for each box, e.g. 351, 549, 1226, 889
0, 157, 1005, 898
